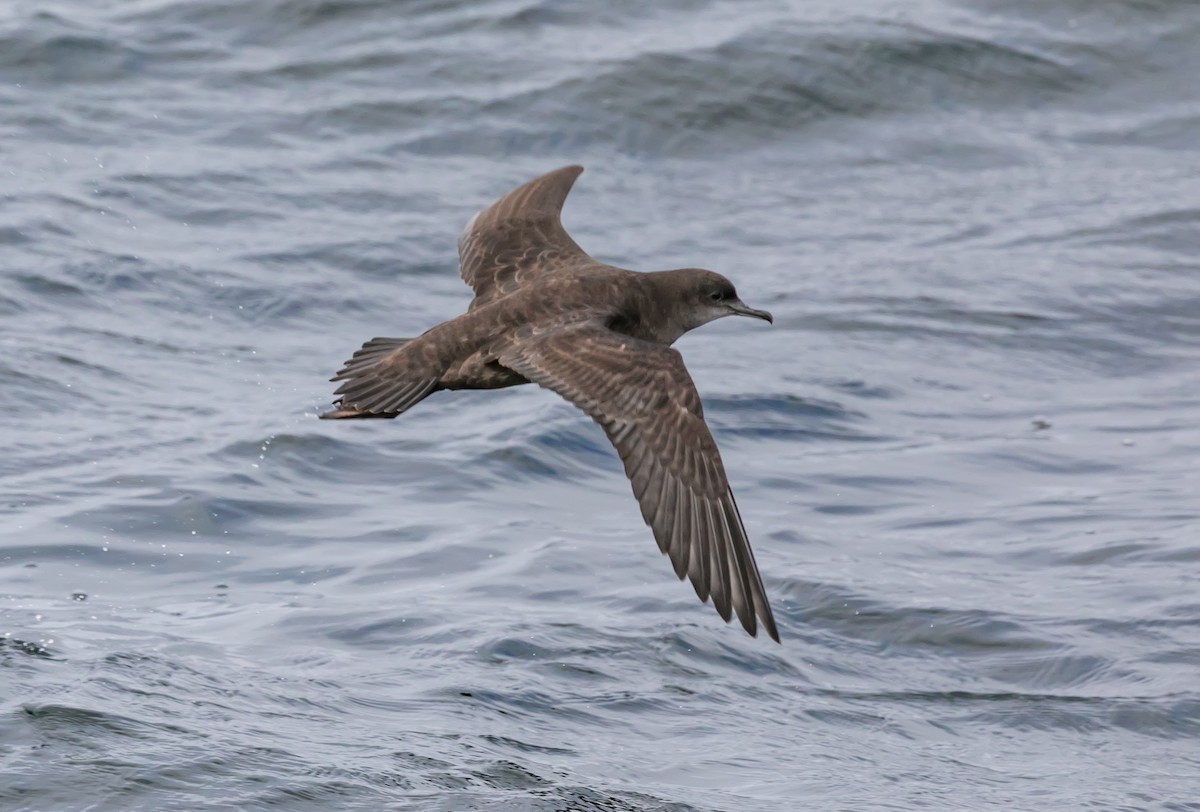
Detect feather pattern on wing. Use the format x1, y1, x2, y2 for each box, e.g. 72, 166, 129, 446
498, 322, 780, 641
457, 165, 595, 309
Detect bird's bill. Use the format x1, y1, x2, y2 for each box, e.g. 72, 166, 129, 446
728, 301, 774, 324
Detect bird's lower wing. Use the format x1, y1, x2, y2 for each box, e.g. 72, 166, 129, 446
498, 323, 779, 642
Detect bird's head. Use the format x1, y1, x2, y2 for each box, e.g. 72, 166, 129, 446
668, 268, 774, 334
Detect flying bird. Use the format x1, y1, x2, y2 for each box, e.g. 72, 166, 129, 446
321, 166, 780, 642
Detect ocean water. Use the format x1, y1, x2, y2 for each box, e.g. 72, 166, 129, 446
2, 0, 1199, 809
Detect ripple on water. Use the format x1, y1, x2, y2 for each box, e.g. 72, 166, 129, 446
705, 393, 878, 443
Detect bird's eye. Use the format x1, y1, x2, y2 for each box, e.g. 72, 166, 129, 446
709, 290, 723, 302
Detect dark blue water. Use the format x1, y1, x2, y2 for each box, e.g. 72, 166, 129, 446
3, 1, 1199, 809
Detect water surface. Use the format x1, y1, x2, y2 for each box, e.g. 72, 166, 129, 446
2, 1, 1199, 809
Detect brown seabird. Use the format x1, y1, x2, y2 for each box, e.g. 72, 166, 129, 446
321, 166, 780, 642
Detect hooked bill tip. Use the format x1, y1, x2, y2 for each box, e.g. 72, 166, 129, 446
729, 302, 773, 324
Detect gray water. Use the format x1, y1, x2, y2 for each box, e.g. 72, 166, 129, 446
3, 1, 1199, 809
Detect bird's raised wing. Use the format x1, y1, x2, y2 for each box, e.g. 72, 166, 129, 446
499, 323, 780, 641
457, 165, 596, 309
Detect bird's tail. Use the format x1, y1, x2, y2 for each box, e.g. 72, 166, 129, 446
319, 406, 400, 419
320, 337, 438, 419
331, 336, 413, 380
